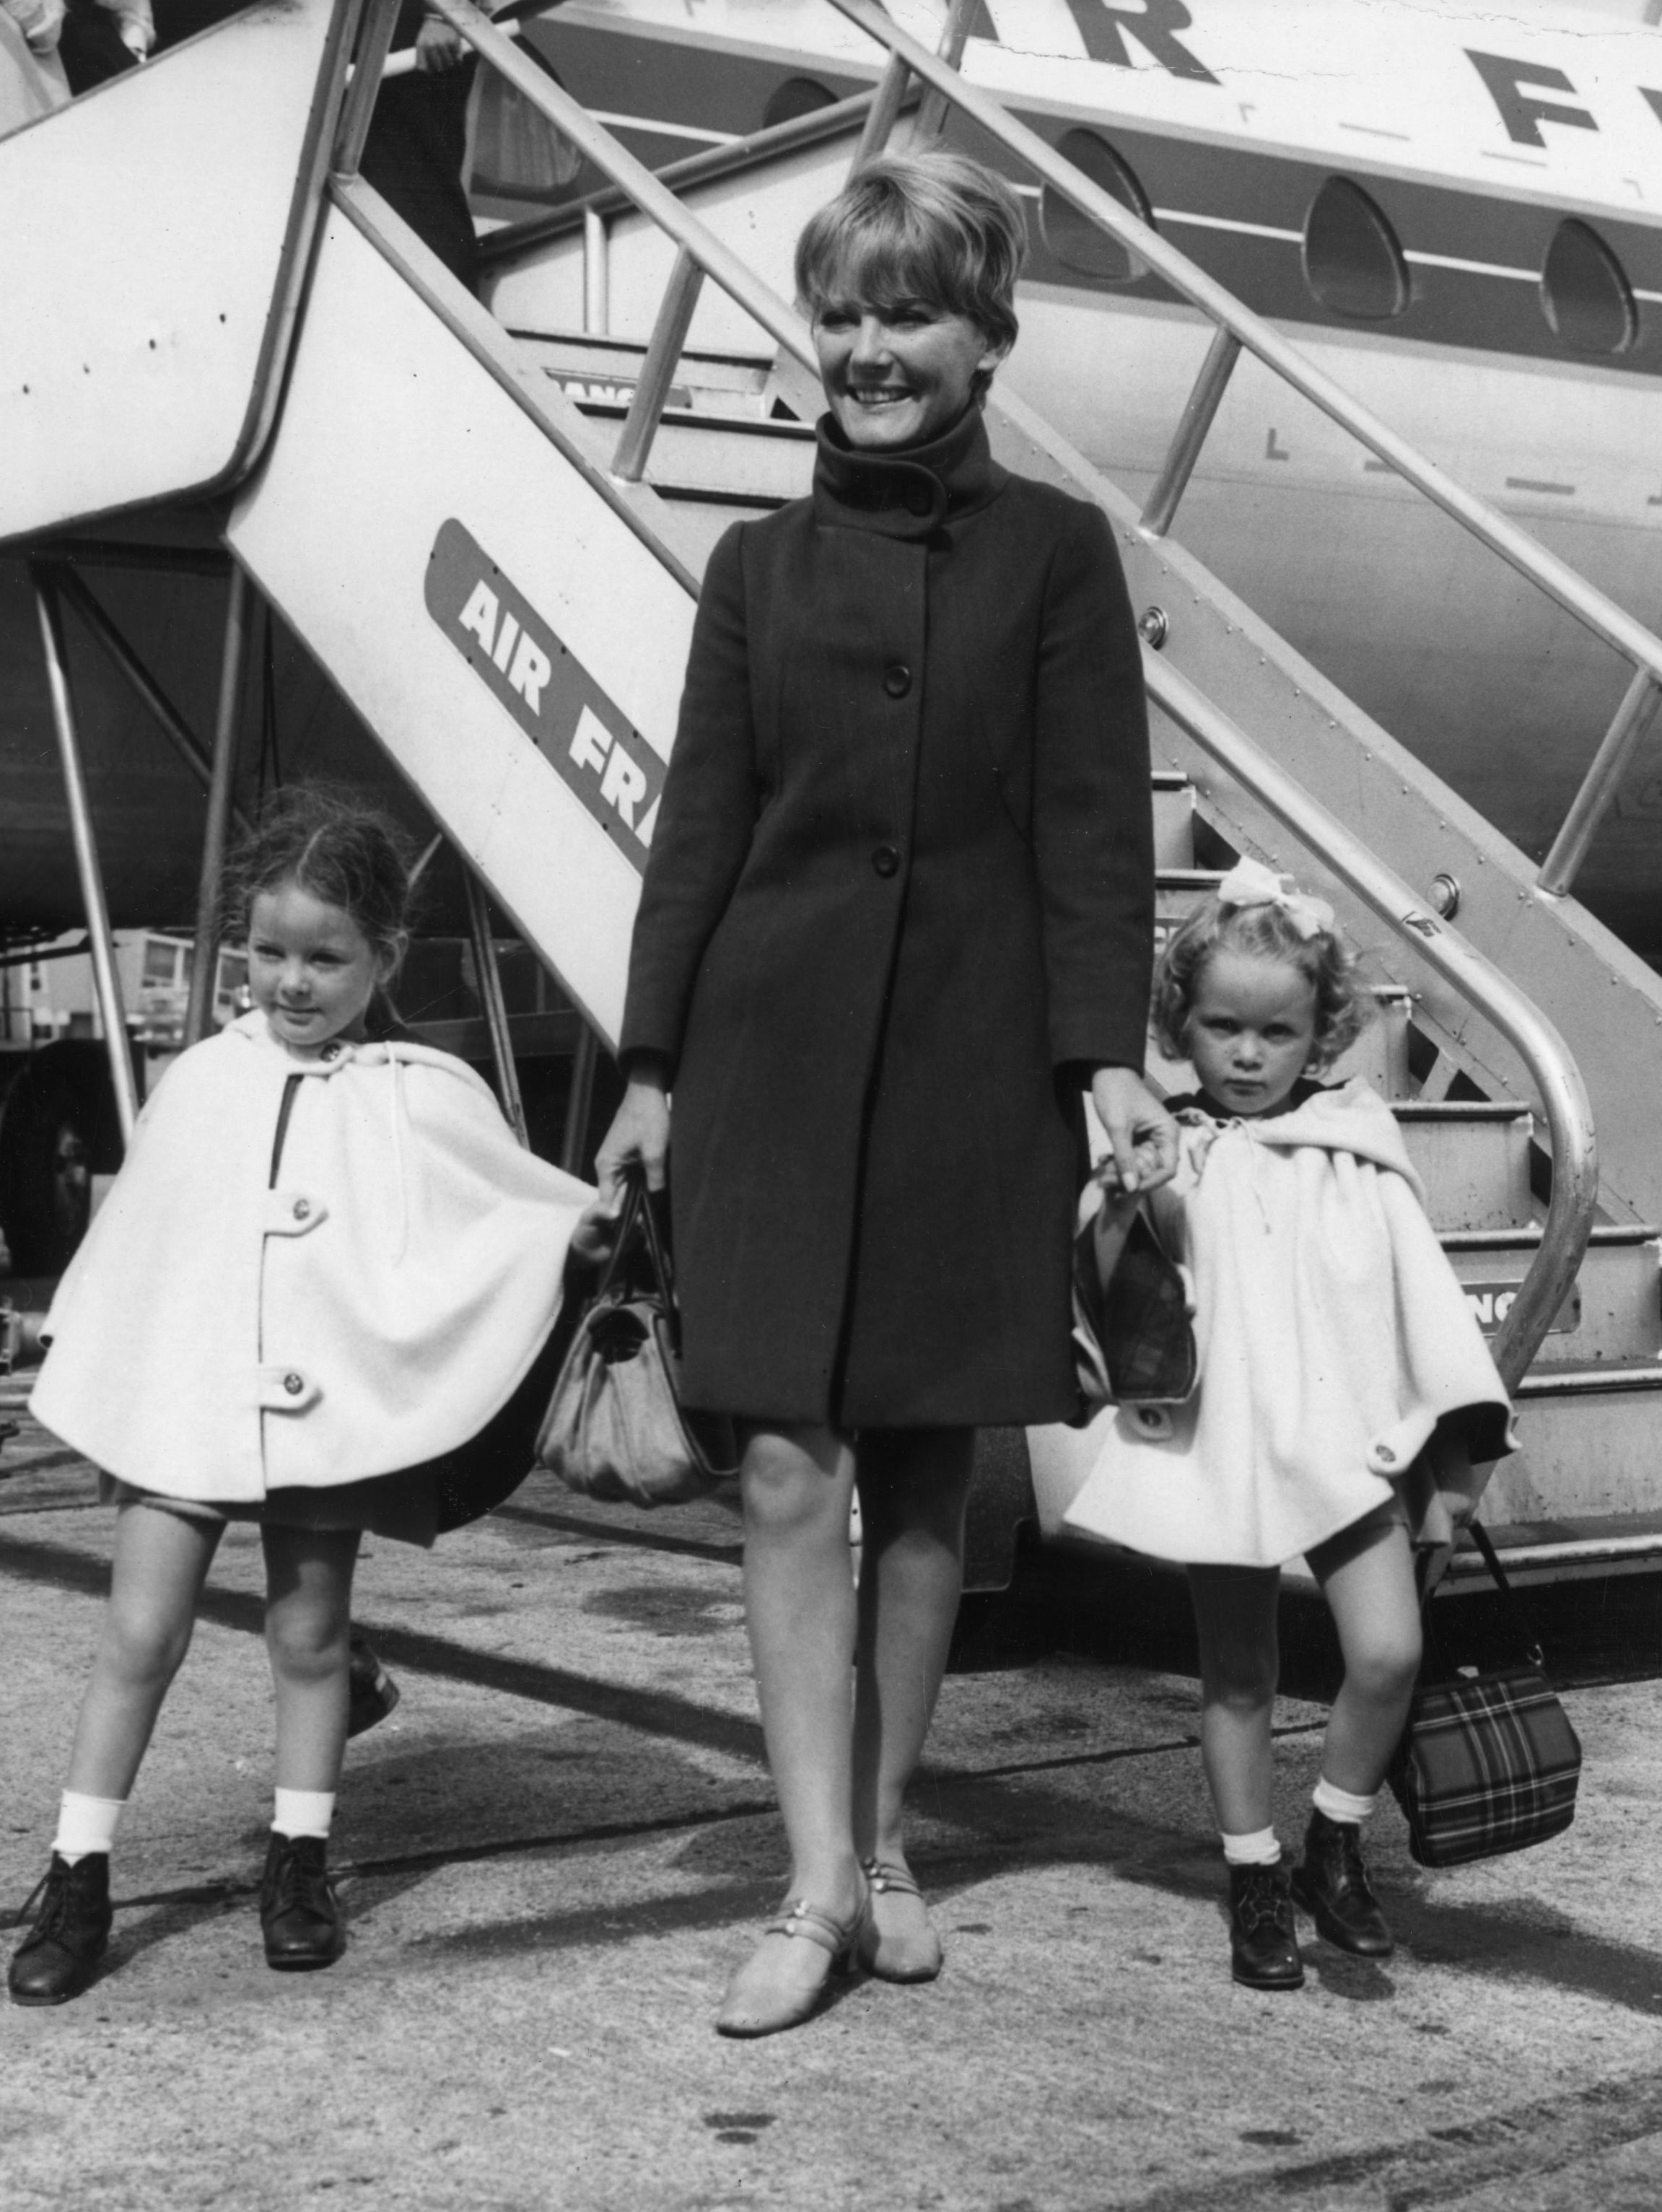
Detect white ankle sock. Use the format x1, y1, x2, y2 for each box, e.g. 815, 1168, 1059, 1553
1221, 1826, 1281, 1867
53, 1791, 126, 1865
272, 1789, 335, 1841
1313, 1778, 1376, 1826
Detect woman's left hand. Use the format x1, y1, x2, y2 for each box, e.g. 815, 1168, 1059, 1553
1090, 1067, 1178, 1195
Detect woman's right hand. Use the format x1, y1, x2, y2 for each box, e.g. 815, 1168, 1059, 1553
594, 1057, 671, 1199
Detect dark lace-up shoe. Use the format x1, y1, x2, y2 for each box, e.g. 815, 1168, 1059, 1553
1228, 1861, 1305, 1990
259, 1833, 344, 1971
8, 1853, 113, 2006
346, 1633, 400, 1739
1290, 1809, 1394, 1957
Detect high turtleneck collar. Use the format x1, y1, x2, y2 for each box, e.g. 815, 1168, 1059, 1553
811, 401, 1005, 540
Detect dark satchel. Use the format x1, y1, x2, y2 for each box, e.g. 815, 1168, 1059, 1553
1072, 1200, 1197, 1422
535, 1171, 739, 1507
1388, 1520, 1582, 1867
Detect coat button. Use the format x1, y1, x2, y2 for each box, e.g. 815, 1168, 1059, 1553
883, 663, 911, 699
282, 1371, 305, 1396
904, 485, 932, 517
292, 1198, 310, 1221
872, 845, 900, 878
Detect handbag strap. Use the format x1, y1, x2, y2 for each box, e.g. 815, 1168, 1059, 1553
592, 1175, 647, 1303
1420, 1516, 1545, 1673
1464, 1517, 1546, 1669
630, 1171, 683, 1352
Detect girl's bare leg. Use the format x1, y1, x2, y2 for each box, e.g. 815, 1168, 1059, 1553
851, 1425, 974, 1871
1186, 1564, 1282, 1836
1307, 1513, 1422, 1795
64, 1503, 224, 1801
262, 1526, 361, 1795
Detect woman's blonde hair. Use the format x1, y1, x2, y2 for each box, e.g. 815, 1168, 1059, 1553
1153, 894, 1369, 1074
794, 149, 1027, 357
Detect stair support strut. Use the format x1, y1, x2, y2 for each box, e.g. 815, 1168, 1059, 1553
31, 565, 140, 1146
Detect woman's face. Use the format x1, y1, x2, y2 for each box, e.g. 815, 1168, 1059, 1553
812, 293, 1006, 451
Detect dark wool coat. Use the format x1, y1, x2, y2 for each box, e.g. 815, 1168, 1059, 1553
619, 405, 1154, 1428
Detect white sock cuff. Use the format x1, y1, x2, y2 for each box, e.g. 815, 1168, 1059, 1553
1221, 1826, 1282, 1867
1313, 1778, 1377, 1826
272, 1788, 336, 1841
53, 1791, 126, 1863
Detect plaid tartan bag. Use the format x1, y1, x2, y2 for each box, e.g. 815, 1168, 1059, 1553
1388, 1522, 1582, 1868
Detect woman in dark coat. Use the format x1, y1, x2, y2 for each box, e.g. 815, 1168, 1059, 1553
596, 150, 1176, 2036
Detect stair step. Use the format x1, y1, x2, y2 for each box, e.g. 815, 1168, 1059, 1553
1152, 775, 1195, 870
1443, 1228, 1660, 1366
510, 328, 781, 416
566, 403, 818, 504
1396, 1101, 1534, 1230
1484, 1361, 1662, 1525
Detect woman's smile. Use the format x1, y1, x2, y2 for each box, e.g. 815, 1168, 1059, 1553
813, 297, 1007, 451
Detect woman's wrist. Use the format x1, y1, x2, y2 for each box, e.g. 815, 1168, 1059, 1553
620, 1051, 670, 1096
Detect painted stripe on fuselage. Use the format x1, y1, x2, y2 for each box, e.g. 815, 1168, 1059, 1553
529, 15, 1662, 382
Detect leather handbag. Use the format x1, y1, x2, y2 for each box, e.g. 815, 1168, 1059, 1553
1388, 1520, 1582, 1868
1071, 1199, 1197, 1422
535, 1171, 739, 1508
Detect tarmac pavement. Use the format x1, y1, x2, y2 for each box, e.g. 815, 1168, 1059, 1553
2, 1405, 1661, 2212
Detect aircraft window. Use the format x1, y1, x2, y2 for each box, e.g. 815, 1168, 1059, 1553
764, 77, 838, 129
1541, 219, 1636, 354
1041, 131, 1154, 285
1303, 178, 1408, 321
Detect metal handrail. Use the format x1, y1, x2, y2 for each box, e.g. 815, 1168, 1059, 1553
422, 0, 818, 382
1147, 657, 1597, 1392
820, 0, 1662, 900
367, 0, 1598, 1381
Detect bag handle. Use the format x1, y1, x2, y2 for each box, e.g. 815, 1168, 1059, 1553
596, 1166, 683, 1352
1418, 1516, 1545, 1674
1465, 1516, 1546, 1670
591, 1173, 647, 1303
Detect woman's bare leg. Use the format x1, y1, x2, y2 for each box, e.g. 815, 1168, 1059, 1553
1186, 1564, 1282, 1837
850, 1425, 974, 1871
719, 1423, 862, 2030
64, 1503, 223, 1801
740, 1422, 862, 1911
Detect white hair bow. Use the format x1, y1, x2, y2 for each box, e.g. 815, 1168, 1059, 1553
1215, 857, 1335, 942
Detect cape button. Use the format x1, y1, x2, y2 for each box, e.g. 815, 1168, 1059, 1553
883, 663, 911, 699
292, 1198, 311, 1222
872, 845, 900, 879
904, 485, 932, 517
282, 1371, 305, 1397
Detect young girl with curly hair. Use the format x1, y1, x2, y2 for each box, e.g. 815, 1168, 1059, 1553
9, 787, 601, 2005
1067, 860, 1516, 1990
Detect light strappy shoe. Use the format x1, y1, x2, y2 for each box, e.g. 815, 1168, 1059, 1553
861, 1858, 944, 1983
714, 1887, 875, 2039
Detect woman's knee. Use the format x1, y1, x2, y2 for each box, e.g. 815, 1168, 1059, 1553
855, 1428, 974, 1546
741, 1428, 851, 1541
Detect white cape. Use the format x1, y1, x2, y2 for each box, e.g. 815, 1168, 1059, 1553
1064, 1081, 1516, 1567
32, 1013, 594, 1502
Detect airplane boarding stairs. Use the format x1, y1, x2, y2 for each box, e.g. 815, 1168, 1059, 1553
2, 0, 1661, 1585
